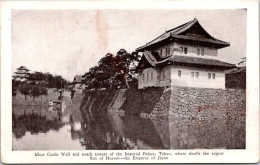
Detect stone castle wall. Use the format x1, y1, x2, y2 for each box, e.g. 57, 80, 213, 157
80, 86, 246, 121
80, 88, 166, 119
169, 87, 246, 120
13, 85, 245, 121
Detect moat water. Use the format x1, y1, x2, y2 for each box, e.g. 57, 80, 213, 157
12, 105, 245, 150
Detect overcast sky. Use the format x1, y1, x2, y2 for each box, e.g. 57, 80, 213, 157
12, 9, 246, 81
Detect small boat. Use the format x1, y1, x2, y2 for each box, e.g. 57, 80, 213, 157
48, 101, 54, 106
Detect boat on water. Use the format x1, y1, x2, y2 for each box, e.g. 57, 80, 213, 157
48, 101, 54, 106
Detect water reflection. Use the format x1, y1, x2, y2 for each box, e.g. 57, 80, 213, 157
12, 105, 245, 150
12, 106, 62, 139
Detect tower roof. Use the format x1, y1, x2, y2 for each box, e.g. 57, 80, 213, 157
17, 66, 30, 71
136, 18, 230, 51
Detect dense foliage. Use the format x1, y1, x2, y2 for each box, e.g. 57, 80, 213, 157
12, 80, 20, 97
83, 49, 141, 90
31, 85, 48, 99
29, 72, 68, 89
18, 84, 32, 101
13, 68, 67, 100
18, 83, 48, 100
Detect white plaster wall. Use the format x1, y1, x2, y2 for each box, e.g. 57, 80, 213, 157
170, 66, 225, 89
154, 42, 218, 59
138, 68, 160, 89
173, 42, 218, 58
159, 66, 171, 87
138, 66, 226, 89
154, 43, 175, 58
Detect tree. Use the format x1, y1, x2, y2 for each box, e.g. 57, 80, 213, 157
83, 49, 140, 90
39, 86, 48, 96
29, 72, 46, 81
31, 85, 41, 100
12, 80, 19, 97
19, 84, 32, 101
84, 64, 113, 90
53, 75, 67, 89
114, 49, 140, 88
30, 85, 47, 100
29, 71, 68, 89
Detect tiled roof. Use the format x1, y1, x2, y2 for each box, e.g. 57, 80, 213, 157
170, 34, 229, 46
136, 18, 230, 51
15, 70, 30, 74
17, 66, 30, 71
136, 50, 236, 71
161, 55, 236, 68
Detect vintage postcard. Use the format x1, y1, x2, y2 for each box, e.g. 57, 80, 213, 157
1, 0, 259, 163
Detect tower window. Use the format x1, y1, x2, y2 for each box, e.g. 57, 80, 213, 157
191, 72, 194, 78
180, 47, 183, 53
161, 49, 165, 58
178, 70, 181, 77
208, 73, 211, 79
201, 49, 204, 56
197, 49, 200, 55
196, 72, 199, 78
208, 73, 215, 79
161, 71, 164, 80
212, 73, 215, 79
184, 47, 188, 54
197, 48, 204, 56
166, 47, 170, 56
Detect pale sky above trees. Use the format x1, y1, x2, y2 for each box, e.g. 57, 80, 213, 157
12, 9, 246, 80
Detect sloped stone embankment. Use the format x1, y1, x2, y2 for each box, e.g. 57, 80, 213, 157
80, 87, 246, 120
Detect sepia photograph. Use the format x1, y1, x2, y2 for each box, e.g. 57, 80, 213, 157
1, 0, 259, 163
11, 9, 246, 150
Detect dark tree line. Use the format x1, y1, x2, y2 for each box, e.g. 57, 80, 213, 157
13, 83, 48, 101
82, 49, 141, 90
29, 72, 68, 89
12, 70, 69, 100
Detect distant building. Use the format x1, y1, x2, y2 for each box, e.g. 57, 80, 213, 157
225, 57, 246, 89
72, 75, 86, 93
136, 18, 236, 89
12, 66, 30, 82
237, 57, 246, 67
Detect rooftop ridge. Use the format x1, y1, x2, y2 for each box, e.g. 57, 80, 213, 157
166, 18, 197, 33
144, 19, 197, 47
136, 18, 230, 51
